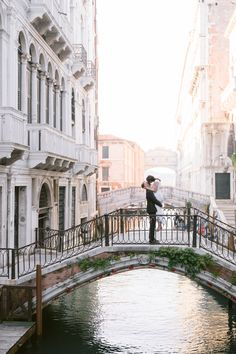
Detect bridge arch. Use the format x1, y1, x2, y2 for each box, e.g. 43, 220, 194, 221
36, 248, 236, 308
144, 147, 177, 187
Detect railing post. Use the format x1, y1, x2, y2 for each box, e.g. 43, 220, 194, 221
36, 264, 42, 336
120, 209, 124, 234
105, 214, 109, 246
186, 203, 192, 245
192, 215, 197, 248
35, 228, 39, 247
11, 249, 16, 280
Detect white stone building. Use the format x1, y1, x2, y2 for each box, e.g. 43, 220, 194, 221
0, 0, 98, 248
176, 0, 235, 200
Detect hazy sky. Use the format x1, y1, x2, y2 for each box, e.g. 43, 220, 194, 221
96, 0, 196, 152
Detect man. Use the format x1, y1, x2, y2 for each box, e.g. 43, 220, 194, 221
142, 175, 163, 244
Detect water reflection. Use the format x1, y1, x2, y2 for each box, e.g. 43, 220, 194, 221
19, 269, 236, 354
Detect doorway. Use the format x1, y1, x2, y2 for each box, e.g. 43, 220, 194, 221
38, 183, 51, 245
215, 173, 230, 199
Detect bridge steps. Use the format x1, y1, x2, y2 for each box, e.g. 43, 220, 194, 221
215, 200, 236, 228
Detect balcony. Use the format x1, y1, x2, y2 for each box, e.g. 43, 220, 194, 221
29, 0, 72, 61
72, 44, 87, 79
81, 61, 96, 91
221, 77, 236, 111
74, 145, 98, 176
28, 125, 76, 171
0, 108, 28, 165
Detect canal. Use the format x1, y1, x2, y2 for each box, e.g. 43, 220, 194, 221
18, 269, 236, 354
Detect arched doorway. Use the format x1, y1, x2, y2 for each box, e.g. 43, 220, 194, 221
38, 183, 51, 244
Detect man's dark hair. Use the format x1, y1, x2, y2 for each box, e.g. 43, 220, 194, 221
146, 175, 155, 183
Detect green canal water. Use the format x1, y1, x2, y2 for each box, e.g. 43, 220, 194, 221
18, 269, 236, 353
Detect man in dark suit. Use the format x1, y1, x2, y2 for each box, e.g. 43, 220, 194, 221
142, 178, 163, 244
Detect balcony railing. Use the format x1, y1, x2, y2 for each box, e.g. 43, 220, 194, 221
0, 108, 27, 146
72, 44, 87, 79
28, 124, 76, 170
86, 61, 96, 80
74, 145, 98, 174
74, 44, 87, 67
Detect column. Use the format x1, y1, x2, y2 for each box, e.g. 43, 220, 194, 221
21, 53, 30, 115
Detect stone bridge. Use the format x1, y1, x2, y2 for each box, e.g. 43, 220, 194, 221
2, 244, 236, 317
1, 206, 236, 322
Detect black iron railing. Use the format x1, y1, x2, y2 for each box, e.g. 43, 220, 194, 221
0, 207, 236, 279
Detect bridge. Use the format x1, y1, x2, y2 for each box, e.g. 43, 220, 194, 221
1, 205, 236, 324
144, 147, 177, 171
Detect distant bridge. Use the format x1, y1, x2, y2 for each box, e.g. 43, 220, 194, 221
145, 147, 177, 171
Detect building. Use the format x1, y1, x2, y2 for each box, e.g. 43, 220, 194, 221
97, 135, 144, 192
0, 0, 98, 249
176, 0, 235, 199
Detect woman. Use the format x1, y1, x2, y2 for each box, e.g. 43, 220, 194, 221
143, 175, 164, 230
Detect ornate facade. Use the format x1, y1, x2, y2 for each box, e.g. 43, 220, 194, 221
0, 0, 98, 248
176, 0, 235, 199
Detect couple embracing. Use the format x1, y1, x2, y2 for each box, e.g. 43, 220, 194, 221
141, 175, 164, 244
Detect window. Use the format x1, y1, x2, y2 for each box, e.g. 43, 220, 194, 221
60, 89, 63, 131
102, 167, 109, 181
37, 70, 41, 123
46, 78, 50, 124
53, 84, 56, 128
101, 187, 110, 192
17, 37, 22, 111
71, 187, 76, 227
27, 61, 32, 123
71, 89, 75, 123
82, 99, 85, 133
81, 185, 88, 201
71, 88, 75, 137
102, 146, 109, 159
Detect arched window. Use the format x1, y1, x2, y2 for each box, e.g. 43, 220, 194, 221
37, 69, 41, 123
38, 54, 45, 124
53, 83, 56, 128
46, 63, 52, 125
17, 35, 23, 111
71, 88, 75, 137
60, 78, 65, 132
46, 77, 49, 124
81, 184, 88, 201
27, 48, 33, 123
82, 99, 85, 133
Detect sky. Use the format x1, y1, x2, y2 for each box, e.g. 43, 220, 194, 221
96, 0, 197, 152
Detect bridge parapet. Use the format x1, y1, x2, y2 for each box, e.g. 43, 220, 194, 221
97, 186, 211, 214
97, 187, 146, 215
